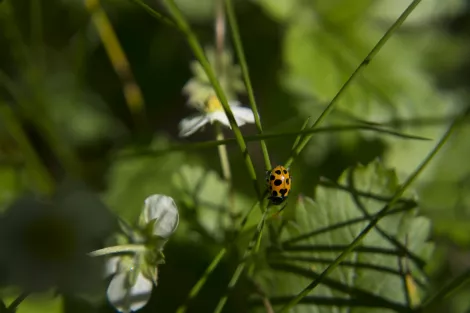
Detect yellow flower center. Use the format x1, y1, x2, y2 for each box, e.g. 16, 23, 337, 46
205, 95, 223, 113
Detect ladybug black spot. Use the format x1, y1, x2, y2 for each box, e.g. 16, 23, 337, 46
269, 186, 272, 191
283, 169, 287, 174
270, 175, 275, 181
275, 170, 281, 175
271, 190, 278, 197
286, 178, 290, 185
280, 189, 287, 195
274, 179, 282, 186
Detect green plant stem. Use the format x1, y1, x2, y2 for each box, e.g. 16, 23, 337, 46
278, 108, 466, 313
88, 244, 147, 257
0, 104, 54, 195
213, 210, 268, 313
163, 0, 261, 199
291, 117, 311, 151
118, 124, 430, 159
225, 0, 271, 171
128, 0, 177, 28
85, 0, 147, 130
213, 1, 236, 219
247, 205, 270, 278
214, 0, 225, 77
214, 122, 236, 218
418, 268, 470, 311
175, 200, 261, 313
215, 123, 232, 181
7, 291, 30, 312
175, 248, 227, 313
284, 0, 423, 169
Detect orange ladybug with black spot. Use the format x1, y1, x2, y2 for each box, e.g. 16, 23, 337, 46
266, 165, 291, 205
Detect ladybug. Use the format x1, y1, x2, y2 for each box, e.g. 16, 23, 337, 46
266, 165, 291, 205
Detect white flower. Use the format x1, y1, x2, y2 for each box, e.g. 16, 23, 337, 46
107, 269, 154, 313
139, 194, 179, 240
178, 95, 255, 137
0, 182, 115, 293
106, 194, 179, 313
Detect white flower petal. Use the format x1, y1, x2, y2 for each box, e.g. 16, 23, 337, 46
107, 271, 153, 313
105, 256, 120, 278
178, 115, 210, 137
207, 105, 255, 128
141, 195, 179, 239
228, 100, 241, 107
232, 106, 255, 125
208, 111, 231, 127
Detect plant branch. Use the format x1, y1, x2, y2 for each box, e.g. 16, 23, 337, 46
117, 124, 430, 159
284, 0, 424, 168
85, 0, 147, 130
88, 244, 147, 257
277, 107, 467, 312
163, 0, 261, 199
225, 0, 272, 171
7, 292, 30, 312
128, 0, 177, 28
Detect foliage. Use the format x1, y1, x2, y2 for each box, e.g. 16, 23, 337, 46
0, 0, 470, 312
255, 160, 432, 312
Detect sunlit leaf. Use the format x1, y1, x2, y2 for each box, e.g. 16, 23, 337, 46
171, 164, 258, 241
104, 137, 185, 223
254, 160, 433, 312
255, 0, 463, 179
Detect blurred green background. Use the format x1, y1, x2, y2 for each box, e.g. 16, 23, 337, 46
1, 0, 470, 312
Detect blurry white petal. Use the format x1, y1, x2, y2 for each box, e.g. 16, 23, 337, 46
141, 195, 179, 239
178, 115, 210, 137
105, 256, 120, 278
232, 106, 255, 125
107, 271, 153, 313
228, 100, 241, 107
209, 111, 231, 127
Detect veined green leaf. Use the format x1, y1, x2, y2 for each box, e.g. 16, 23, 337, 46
254, 160, 433, 312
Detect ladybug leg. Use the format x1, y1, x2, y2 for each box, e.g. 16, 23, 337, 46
278, 199, 288, 213
271, 200, 288, 219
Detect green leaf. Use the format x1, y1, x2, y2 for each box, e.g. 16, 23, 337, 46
104, 137, 185, 223
417, 118, 470, 244
171, 164, 258, 240
255, 0, 463, 179
371, 0, 465, 25
255, 160, 433, 312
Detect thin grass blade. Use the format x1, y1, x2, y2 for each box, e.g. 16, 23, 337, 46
284, 0, 424, 168
278, 108, 468, 313
225, 0, 271, 171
